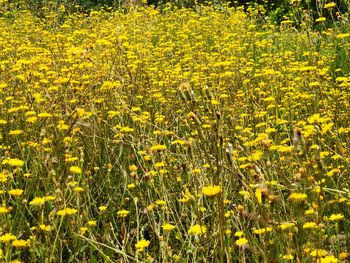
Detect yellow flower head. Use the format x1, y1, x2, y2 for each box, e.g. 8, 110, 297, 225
29, 197, 46, 206
328, 213, 344, 221
0, 233, 16, 243
80, 227, 88, 234
303, 221, 317, 229
117, 209, 130, 218
12, 239, 29, 248
150, 144, 167, 151
2, 158, 24, 167
188, 224, 207, 235
127, 183, 136, 189
129, 165, 138, 172
162, 223, 175, 231
135, 239, 150, 252
99, 206, 107, 212
69, 166, 82, 174
324, 2, 336, 9
202, 185, 221, 197
253, 227, 273, 235
39, 224, 51, 232
315, 17, 326, 22
57, 207, 78, 216
0, 206, 10, 214
73, 186, 84, 193
235, 237, 248, 247
87, 220, 97, 227
8, 189, 24, 197
288, 192, 307, 202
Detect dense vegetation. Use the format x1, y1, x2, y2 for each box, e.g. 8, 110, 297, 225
5, 0, 350, 23
0, 0, 350, 262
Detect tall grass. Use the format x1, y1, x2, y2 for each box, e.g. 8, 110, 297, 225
0, 0, 350, 262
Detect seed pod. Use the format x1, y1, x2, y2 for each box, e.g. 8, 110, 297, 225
179, 89, 188, 101
225, 143, 234, 164
293, 128, 302, 151
189, 89, 196, 103
179, 82, 191, 101
205, 85, 212, 99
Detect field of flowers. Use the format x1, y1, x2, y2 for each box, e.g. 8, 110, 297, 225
0, 1, 350, 262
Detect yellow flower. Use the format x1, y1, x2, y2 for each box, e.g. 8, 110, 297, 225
234, 231, 244, 237
278, 222, 295, 231
39, 224, 51, 231
178, 190, 191, 203
202, 185, 221, 197
328, 213, 344, 221
2, 158, 25, 167
38, 112, 52, 118
336, 33, 350, 39
100, 81, 119, 90
306, 207, 317, 216
87, 220, 97, 227
29, 197, 46, 206
308, 114, 324, 123
146, 204, 155, 212
0, 233, 16, 242
150, 144, 167, 151
155, 161, 165, 168
73, 186, 84, 193
69, 166, 82, 174
155, 200, 166, 206
57, 207, 78, 216
117, 209, 130, 218
0, 172, 8, 183
250, 150, 263, 161
253, 227, 272, 235
120, 126, 134, 133
310, 249, 328, 257
57, 122, 69, 130
135, 239, 150, 252
99, 206, 107, 212
283, 254, 294, 260
321, 122, 334, 134
129, 165, 137, 172
188, 224, 207, 235
80, 227, 88, 234
8, 189, 23, 197
9, 130, 23, 136
320, 255, 338, 263
162, 223, 175, 231
12, 239, 29, 248
315, 17, 326, 22
324, 2, 336, 9
0, 206, 10, 214
255, 188, 262, 204
44, 195, 56, 201
171, 139, 186, 145
288, 192, 307, 202
235, 237, 248, 247
303, 222, 317, 229
127, 183, 136, 189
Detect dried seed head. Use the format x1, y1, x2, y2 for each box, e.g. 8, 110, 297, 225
293, 128, 302, 150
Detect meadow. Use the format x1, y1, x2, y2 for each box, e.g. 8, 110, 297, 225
0, 1, 350, 262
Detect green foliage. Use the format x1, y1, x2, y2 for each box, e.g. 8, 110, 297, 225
4, 0, 350, 26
